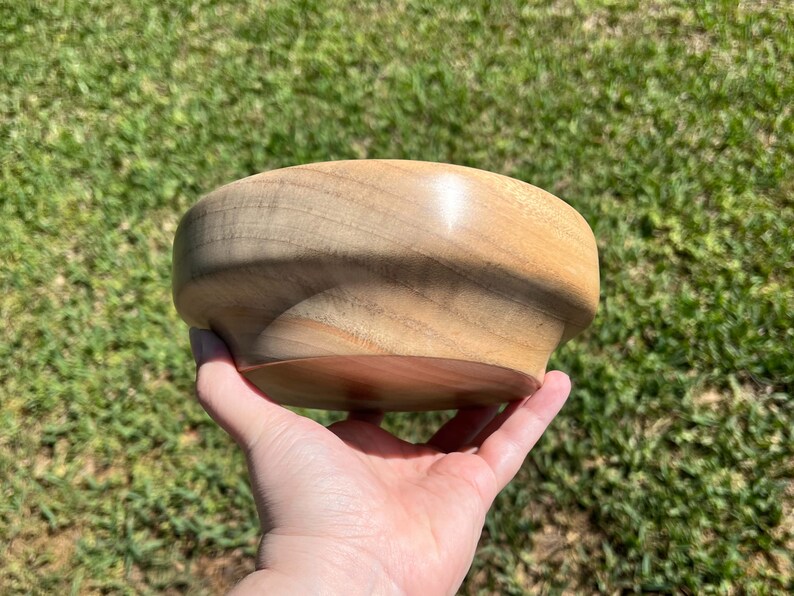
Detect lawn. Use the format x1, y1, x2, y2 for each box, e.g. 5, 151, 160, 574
1, 0, 792, 593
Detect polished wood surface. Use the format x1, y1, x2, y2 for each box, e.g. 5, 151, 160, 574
242, 356, 540, 412
172, 160, 599, 411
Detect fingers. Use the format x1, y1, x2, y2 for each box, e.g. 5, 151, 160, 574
346, 409, 385, 426
475, 371, 571, 492
426, 405, 500, 453
190, 328, 295, 451
326, 417, 424, 460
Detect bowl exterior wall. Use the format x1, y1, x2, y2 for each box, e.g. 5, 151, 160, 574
172, 160, 599, 410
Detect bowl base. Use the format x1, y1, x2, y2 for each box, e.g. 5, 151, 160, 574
240, 355, 540, 412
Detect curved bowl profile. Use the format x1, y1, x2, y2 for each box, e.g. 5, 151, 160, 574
172, 160, 599, 411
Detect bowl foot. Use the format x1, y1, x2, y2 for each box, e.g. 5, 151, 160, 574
241, 355, 540, 412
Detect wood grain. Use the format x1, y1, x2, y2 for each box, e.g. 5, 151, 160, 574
172, 160, 599, 411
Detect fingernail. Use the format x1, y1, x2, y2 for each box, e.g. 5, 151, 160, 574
189, 327, 204, 364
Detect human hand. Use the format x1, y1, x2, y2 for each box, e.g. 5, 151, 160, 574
189, 328, 571, 595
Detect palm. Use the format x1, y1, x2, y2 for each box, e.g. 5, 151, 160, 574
247, 416, 496, 593
190, 329, 570, 595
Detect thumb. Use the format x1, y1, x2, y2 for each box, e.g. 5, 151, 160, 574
189, 328, 295, 451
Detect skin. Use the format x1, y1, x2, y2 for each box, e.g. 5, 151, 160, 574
190, 328, 571, 595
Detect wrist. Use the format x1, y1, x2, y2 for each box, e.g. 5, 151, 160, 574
230, 538, 403, 595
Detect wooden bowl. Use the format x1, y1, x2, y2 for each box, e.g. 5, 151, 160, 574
172, 160, 599, 411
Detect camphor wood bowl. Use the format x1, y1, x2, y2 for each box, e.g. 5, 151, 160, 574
172, 160, 599, 411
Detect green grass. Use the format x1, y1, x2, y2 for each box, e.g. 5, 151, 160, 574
1, 0, 792, 593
